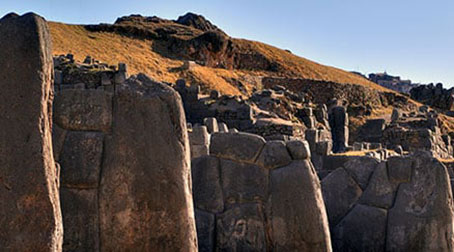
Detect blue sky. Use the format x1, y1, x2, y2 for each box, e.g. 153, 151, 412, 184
2, 0, 453, 87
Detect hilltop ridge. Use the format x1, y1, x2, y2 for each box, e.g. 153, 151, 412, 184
49, 12, 385, 96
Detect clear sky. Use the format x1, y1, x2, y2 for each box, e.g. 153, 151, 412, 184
2, 0, 453, 87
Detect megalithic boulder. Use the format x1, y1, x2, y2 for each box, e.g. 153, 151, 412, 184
0, 13, 63, 251
99, 74, 198, 251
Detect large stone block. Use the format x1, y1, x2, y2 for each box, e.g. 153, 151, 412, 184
210, 132, 266, 163
60, 188, 99, 251
359, 163, 399, 209
386, 153, 454, 251
270, 160, 332, 251
195, 209, 215, 252
332, 204, 387, 252
220, 159, 268, 206
216, 203, 267, 251
361, 119, 386, 143
59, 131, 104, 188
99, 74, 197, 251
321, 155, 351, 173
189, 125, 210, 145
191, 144, 209, 159
342, 156, 379, 190
52, 124, 67, 162
315, 141, 332, 156
54, 89, 112, 132
286, 139, 311, 160
387, 156, 412, 183
0, 13, 63, 250
192, 156, 223, 213
218, 122, 229, 132
256, 140, 292, 169
204, 117, 219, 133
321, 168, 362, 226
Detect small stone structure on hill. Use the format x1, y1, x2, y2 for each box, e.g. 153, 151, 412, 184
175, 80, 307, 139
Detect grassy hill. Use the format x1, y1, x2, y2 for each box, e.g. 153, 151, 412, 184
48, 16, 387, 96
48, 14, 454, 137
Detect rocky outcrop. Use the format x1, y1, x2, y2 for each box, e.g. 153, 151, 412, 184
0, 13, 63, 251
321, 153, 454, 251
410, 83, 454, 111
192, 132, 332, 251
176, 12, 224, 33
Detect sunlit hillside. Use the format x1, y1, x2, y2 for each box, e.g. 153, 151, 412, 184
49, 21, 388, 96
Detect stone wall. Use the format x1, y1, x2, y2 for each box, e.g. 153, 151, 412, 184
175, 80, 307, 139
54, 73, 197, 251
0, 13, 63, 251
261, 77, 409, 108
383, 126, 453, 159
320, 153, 454, 251
54, 54, 127, 93
192, 131, 332, 251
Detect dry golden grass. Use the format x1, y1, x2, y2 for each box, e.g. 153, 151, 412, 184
233, 39, 389, 91
333, 149, 399, 157
50, 22, 182, 83
49, 21, 390, 95
50, 22, 249, 95
49, 21, 454, 134
186, 66, 243, 95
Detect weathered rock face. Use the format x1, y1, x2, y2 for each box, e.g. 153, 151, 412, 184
52, 83, 112, 250
55, 73, 198, 251
176, 12, 223, 33
53, 89, 112, 132
99, 74, 197, 251
0, 13, 63, 251
360, 119, 386, 143
192, 135, 332, 251
383, 125, 453, 159
321, 153, 454, 251
189, 125, 210, 159
386, 154, 454, 251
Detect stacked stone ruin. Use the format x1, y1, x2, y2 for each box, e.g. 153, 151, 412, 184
321, 153, 454, 251
354, 106, 454, 159
176, 81, 306, 139
54, 54, 127, 92
54, 73, 198, 251
3, 11, 454, 252
188, 117, 231, 159
0, 12, 199, 252
192, 131, 332, 251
